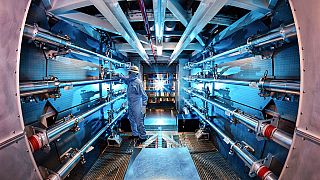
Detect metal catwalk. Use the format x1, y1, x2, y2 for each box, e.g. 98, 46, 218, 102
82, 110, 239, 180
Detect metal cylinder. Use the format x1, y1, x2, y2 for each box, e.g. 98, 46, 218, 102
23, 24, 126, 66
184, 98, 235, 145
190, 24, 296, 67
184, 88, 292, 149
184, 87, 258, 130
47, 93, 126, 142
248, 24, 296, 47
193, 45, 250, 66
20, 79, 120, 96
184, 98, 278, 180
184, 78, 300, 95
260, 80, 300, 95
270, 128, 293, 149
48, 108, 127, 180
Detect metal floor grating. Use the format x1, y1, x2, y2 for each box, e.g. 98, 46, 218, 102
177, 132, 217, 153
82, 153, 131, 180
83, 133, 239, 180
192, 151, 240, 180
102, 136, 135, 154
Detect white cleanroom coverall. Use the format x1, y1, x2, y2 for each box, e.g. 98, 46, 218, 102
121, 73, 148, 139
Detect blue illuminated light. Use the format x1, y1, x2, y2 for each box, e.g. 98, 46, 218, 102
154, 79, 165, 91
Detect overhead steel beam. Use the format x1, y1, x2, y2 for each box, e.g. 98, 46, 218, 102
209, 11, 276, 47
57, 11, 120, 35
58, 11, 149, 45
227, 0, 270, 14
116, 42, 203, 52
127, 9, 178, 22
169, 0, 228, 65
50, 0, 91, 14
153, 0, 167, 55
51, 13, 101, 40
167, 0, 205, 46
126, 9, 235, 26
135, 30, 184, 37
209, 15, 236, 26
90, 0, 150, 64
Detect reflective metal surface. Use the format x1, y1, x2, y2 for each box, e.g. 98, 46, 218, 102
125, 147, 200, 180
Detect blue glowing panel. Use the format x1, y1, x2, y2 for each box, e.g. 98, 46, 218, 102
125, 148, 200, 180
144, 109, 176, 126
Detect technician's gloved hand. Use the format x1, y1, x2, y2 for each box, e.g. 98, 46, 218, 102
141, 106, 146, 115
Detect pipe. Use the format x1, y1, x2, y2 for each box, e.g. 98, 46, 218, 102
190, 24, 296, 67
47, 93, 126, 141
28, 93, 126, 152
184, 98, 277, 180
47, 108, 127, 180
183, 77, 300, 95
23, 24, 127, 66
137, 0, 157, 61
20, 79, 120, 97
248, 24, 297, 47
183, 88, 292, 149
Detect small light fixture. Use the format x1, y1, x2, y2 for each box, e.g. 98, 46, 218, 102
157, 46, 163, 56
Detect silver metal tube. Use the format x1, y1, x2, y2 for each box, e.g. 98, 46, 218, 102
260, 80, 300, 95
248, 24, 296, 47
184, 78, 300, 95
265, 173, 278, 180
50, 108, 127, 180
184, 99, 278, 179
193, 45, 250, 66
184, 98, 234, 145
184, 87, 258, 129
184, 88, 292, 149
23, 24, 126, 66
20, 79, 119, 96
20, 81, 58, 93
185, 98, 251, 163
271, 129, 293, 149
47, 93, 126, 142
190, 24, 296, 67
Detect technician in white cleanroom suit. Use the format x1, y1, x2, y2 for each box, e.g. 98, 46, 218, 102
120, 65, 148, 144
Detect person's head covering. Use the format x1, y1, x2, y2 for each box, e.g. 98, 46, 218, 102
128, 65, 139, 74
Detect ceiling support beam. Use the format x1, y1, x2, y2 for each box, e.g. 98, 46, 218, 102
50, 0, 91, 14
57, 11, 120, 35
169, 0, 228, 65
90, 0, 149, 64
209, 11, 268, 46
153, 0, 167, 56
227, 0, 270, 14
167, 0, 205, 46
116, 42, 203, 52
127, 9, 235, 26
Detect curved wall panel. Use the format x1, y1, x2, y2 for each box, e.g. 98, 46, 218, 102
0, 0, 41, 179
281, 1, 320, 179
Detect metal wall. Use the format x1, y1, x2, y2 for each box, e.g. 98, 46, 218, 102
15, 1, 127, 178
280, 1, 320, 179
0, 0, 42, 179
179, 0, 299, 179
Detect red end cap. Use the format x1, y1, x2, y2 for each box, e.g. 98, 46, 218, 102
263, 124, 277, 139
28, 135, 41, 152
257, 166, 271, 180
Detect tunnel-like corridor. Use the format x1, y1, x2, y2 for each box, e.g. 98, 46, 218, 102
1, 0, 320, 180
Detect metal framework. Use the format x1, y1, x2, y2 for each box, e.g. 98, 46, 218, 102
46, 0, 279, 63
169, 0, 228, 64
184, 98, 278, 180
184, 88, 293, 149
